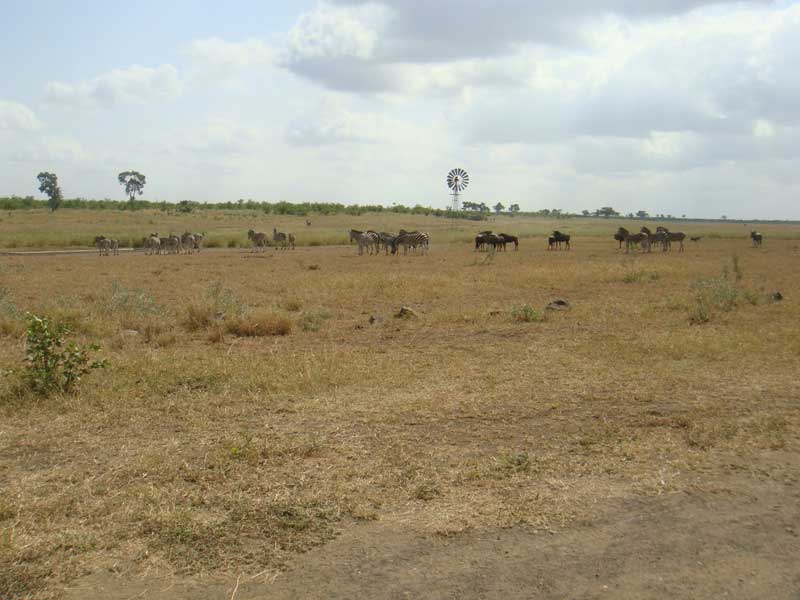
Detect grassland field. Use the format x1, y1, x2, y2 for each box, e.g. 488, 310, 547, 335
1, 209, 799, 598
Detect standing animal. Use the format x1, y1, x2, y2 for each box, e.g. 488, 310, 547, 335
614, 229, 625, 249
392, 231, 430, 255
192, 233, 204, 252
305, 219, 312, 226
616, 227, 647, 253
551, 231, 571, 250
159, 234, 182, 254
690, 236, 702, 242
350, 229, 380, 255
547, 236, 557, 251
181, 232, 196, 254
247, 229, 268, 252
143, 233, 161, 255
664, 231, 686, 252
378, 232, 397, 255
499, 233, 519, 250
273, 227, 295, 250
93, 236, 114, 256
750, 231, 763, 247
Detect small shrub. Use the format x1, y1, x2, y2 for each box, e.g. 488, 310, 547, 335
511, 304, 544, 323
301, 309, 332, 332
225, 311, 293, 337
622, 269, 660, 284
107, 281, 162, 318
18, 313, 107, 395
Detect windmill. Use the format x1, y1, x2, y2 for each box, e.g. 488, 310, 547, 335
446, 168, 469, 212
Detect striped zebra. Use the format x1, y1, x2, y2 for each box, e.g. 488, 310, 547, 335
160, 234, 182, 254
143, 233, 161, 255
392, 231, 429, 255
181, 232, 196, 254
192, 232, 204, 252
248, 229, 268, 252
616, 227, 648, 253
378, 232, 397, 255
273, 227, 295, 250
656, 226, 685, 252
94, 236, 115, 256
750, 231, 763, 247
349, 229, 380, 255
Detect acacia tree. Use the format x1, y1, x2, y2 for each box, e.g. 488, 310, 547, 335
493, 202, 505, 214
37, 172, 63, 212
508, 203, 520, 216
118, 171, 146, 209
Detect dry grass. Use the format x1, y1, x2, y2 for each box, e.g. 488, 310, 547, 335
0, 212, 799, 598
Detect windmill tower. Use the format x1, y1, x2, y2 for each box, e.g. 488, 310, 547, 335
446, 168, 469, 211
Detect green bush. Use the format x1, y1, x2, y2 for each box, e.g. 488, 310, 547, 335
511, 304, 544, 323
19, 313, 107, 394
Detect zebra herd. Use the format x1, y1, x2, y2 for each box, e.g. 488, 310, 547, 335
139, 232, 204, 255
615, 226, 687, 253
93, 236, 119, 256
475, 231, 519, 251
349, 229, 430, 255
247, 228, 296, 252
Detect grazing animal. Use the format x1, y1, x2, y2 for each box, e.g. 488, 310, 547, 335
551, 230, 571, 250
392, 231, 430, 255
143, 233, 161, 255
499, 233, 519, 250
664, 231, 686, 252
306, 219, 312, 226
476, 233, 504, 251
247, 229, 268, 252
181, 232, 196, 254
159, 234, 182, 254
350, 229, 380, 255
690, 236, 702, 242
616, 227, 647, 253
94, 236, 112, 256
378, 232, 397, 255
750, 231, 763, 247
273, 227, 294, 250
613, 229, 625, 249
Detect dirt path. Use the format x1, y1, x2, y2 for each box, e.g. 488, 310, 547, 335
63, 451, 800, 600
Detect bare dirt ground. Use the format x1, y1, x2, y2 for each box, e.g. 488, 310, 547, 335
63, 450, 800, 599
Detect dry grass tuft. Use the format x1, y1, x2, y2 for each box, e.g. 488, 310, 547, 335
224, 311, 293, 337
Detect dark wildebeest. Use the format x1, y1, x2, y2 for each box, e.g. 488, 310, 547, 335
750, 231, 763, 247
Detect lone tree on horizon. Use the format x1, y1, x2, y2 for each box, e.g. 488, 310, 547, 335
37, 172, 62, 212
118, 171, 146, 209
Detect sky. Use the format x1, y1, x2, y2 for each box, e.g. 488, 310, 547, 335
1, 0, 799, 219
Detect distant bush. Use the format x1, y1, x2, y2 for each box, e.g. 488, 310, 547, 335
225, 312, 293, 337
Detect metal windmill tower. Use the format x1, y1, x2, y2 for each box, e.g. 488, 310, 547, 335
446, 168, 469, 211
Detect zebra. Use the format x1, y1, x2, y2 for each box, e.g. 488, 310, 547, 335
181, 232, 196, 254
247, 229, 268, 252
392, 231, 430, 255
616, 227, 648, 253
143, 233, 161, 255
655, 227, 685, 252
499, 233, 519, 250
350, 229, 380, 255
378, 232, 397, 255
192, 233, 204, 252
160, 234, 182, 254
640, 226, 667, 253
272, 227, 295, 250
750, 231, 763, 247
94, 236, 112, 256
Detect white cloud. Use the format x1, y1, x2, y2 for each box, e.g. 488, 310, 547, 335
43, 64, 183, 109
7, 135, 91, 164
0, 101, 42, 131
184, 37, 275, 74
